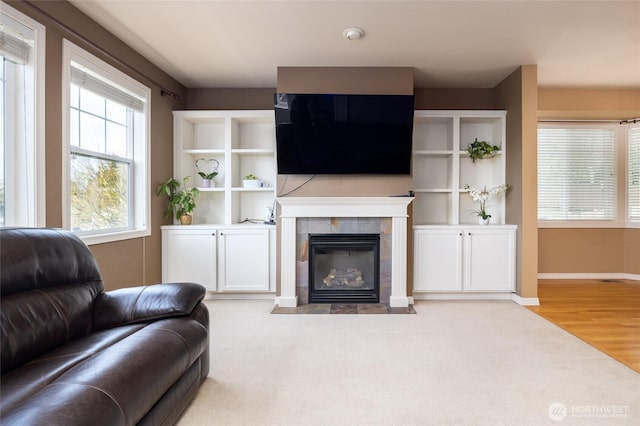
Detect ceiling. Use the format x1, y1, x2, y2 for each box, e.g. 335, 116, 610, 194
68, 0, 640, 90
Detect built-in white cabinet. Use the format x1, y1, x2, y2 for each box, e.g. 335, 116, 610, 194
166, 110, 277, 294
162, 225, 275, 293
218, 228, 271, 291
173, 110, 276, 226
412, 110, 515, 298
413, 226, 516, 293
162, 228, 217, 290
412, 110, 507, 226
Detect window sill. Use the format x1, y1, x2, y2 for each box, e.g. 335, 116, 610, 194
77, 228, 150, 245
538, 221, 626, 229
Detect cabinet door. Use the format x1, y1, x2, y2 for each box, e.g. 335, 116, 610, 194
464, 229, 515, 291
162, 229, 216, 291
218, 228, 270, 291
413, 229, 463, 291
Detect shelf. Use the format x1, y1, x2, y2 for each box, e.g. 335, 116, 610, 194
183, 149, 226, 155
174, 110, 276, 226
459, 150, 502, 156
196, 187, 225, 192
413, 189, 453, 193
231, 187, 274, 192
231, 149, 275, 155
413, 150, 453, 156
412, 110, 506, 226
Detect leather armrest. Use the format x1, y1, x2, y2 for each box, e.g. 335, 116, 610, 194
92, 283, 206, 330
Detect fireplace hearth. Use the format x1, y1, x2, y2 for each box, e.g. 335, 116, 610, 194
309, 234, 380, 304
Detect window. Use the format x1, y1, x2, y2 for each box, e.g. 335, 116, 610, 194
1, 4, 45, 227
629, 125, 640, 223
538, 124, 621, 225
63, 40, 150, 244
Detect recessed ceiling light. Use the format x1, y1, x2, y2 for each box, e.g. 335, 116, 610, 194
343, 27, 365, 40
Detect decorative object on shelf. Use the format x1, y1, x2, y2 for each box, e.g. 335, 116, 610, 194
466, 138, 500, 163
242, 173, 261, 188
195, 158, 219, 188
464, 183, 510, 224
157, 176, 200, 225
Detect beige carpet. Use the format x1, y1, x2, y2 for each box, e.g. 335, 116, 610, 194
178, 300, 639, 425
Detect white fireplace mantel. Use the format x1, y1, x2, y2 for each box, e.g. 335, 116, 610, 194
276, 197, 414, 308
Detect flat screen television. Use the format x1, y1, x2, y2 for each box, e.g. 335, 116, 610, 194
274, 93, 415, 175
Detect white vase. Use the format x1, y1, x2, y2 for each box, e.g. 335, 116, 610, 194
201, 179, 214, 188
479, 217, 490, 225
243, 179, 261, 188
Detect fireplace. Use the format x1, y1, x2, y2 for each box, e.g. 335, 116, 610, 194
276, 197, 413, 308
309, 234, 380, 304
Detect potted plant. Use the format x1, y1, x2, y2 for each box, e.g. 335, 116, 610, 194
157, 176, 200, 225
195, 158, 219, 188
466, 138, 500, 163
464, 183, 510, 225
242, 173, 261, 188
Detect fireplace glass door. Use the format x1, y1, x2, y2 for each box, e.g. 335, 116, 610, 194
308, 234, 380, 303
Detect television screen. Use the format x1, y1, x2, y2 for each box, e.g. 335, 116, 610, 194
274, 93, 415, 175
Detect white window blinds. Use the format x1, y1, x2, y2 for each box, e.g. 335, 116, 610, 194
629, 125, 640, 222
538, 126, 616, 221
0, 27, 31, 64
70, 64, 144, 112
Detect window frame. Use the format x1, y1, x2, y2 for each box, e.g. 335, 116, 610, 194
538, 122, 626, 229
1, 3, 46, 227
627, 123, 640, 228
62, 39, 150, 245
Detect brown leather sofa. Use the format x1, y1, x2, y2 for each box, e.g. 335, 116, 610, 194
0, 228, 209, 425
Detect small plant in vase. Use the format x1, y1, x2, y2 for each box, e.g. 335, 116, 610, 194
464, 183, 510, 225
466, 138, 500, 163
242, 173, 261, 188
195, 158, 219, 188
157, 176, 200, 225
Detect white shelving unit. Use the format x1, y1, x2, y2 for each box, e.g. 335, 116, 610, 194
412, 110, 515, 296
173, 110, 276, 226
412, 110, 507, 226
165, 110, 277, 293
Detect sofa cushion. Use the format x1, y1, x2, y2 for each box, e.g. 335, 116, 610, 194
2, 317, 208, 425
1, 282, 103, 374
0, 228, 103, 296
0, 324, 145, 415
93, 282, 206, 330
0, 228, 103, 373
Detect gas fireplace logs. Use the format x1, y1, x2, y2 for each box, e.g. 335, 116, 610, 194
322, 268, 364, 288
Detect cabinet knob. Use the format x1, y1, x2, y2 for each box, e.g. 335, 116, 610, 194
468, 232, 472, 236
459, 232, 463, 236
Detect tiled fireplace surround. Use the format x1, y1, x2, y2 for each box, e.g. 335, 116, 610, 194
276, 197, 414, 308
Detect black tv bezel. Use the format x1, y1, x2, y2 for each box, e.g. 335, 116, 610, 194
274, 93, 415, 175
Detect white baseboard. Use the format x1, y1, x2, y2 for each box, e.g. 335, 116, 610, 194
413, 292, 514, 301
412, 292, 540, 306
538, 273, 640, 281
205, 292, 276, 301
510, 293, 540, 306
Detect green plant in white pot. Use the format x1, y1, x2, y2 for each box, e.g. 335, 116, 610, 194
242, 173, 261, 188
157, 176, 200, 225
195, 158, 219, 188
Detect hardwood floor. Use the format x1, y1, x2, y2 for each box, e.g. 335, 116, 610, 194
527, 280, 640, 373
